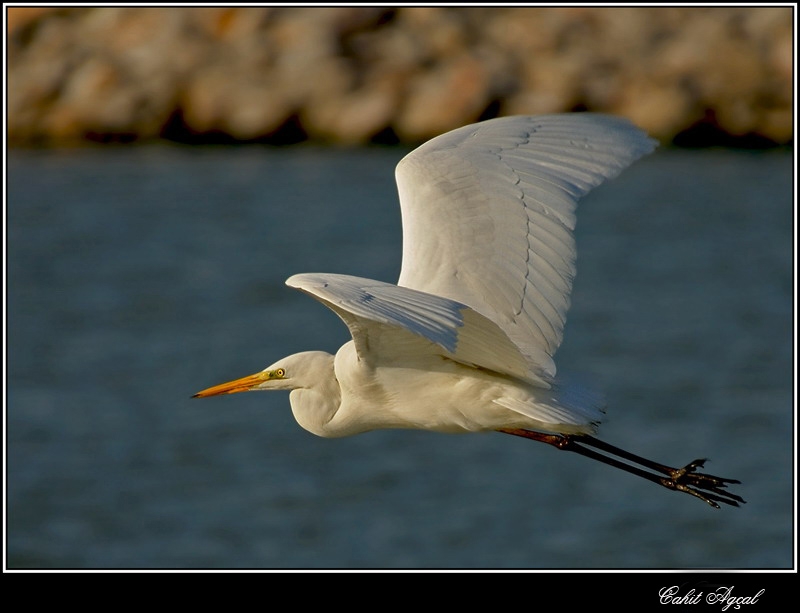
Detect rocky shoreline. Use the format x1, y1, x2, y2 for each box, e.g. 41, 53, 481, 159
7, 6, 793, 147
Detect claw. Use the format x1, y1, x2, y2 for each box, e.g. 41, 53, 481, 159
671, 458, 707, 480
667, 460, 745, 508
677, 482, 721, 508
687, 458, 707, 471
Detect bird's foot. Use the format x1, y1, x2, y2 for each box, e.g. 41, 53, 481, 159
660, 458, 745, 509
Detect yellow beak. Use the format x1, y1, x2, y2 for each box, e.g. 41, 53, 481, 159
192, 372, 267, 398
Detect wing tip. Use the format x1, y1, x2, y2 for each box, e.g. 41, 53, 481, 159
286, 272, 337, 290
285, 273, 305, 289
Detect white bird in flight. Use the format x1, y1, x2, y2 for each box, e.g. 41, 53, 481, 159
194, 114, 743, 509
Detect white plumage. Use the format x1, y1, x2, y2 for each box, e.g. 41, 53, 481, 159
194, 114, 745, 509
196, 114, 656, 436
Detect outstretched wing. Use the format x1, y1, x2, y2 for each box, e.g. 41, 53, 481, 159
287, 273, 553, 386
395, 114, 656, 378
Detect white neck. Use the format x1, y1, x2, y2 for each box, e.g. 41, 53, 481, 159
286, 352, 342, 437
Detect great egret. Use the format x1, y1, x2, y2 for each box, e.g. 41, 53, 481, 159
194, 114, 743, 509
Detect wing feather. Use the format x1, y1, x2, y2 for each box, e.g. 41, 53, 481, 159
287, 273, 553, 386
395, 114, 656, 374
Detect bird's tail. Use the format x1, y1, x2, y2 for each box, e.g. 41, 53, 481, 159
493, 376, 606, 435
550, 377, 607, 433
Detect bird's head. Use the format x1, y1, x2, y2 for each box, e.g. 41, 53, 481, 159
192, 351, 334, 398
192, 364, 292, 397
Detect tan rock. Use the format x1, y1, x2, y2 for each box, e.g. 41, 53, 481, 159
7, 6, 794, 146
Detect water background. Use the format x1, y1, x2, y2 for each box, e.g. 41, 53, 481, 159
6, 142, 794, 569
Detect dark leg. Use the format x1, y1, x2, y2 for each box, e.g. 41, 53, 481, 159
498, 429, 745, 509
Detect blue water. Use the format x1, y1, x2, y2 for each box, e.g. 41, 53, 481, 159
6, 142, 794, 569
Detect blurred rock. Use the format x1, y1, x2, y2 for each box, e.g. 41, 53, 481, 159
7, 6, 794, 146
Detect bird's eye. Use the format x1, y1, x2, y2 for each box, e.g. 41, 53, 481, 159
275, 368, 286, 378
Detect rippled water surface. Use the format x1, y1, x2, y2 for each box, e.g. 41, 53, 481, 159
7, 142, 794, 569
